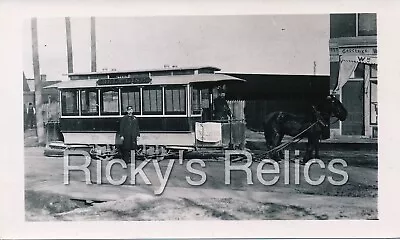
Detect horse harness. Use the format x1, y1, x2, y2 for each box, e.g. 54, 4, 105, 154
264, 107, 329, 155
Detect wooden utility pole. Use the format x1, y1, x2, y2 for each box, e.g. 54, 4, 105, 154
364, 64, 371, 137
65, 17, 73, 73
91, 17, 97, 72
31, 18, 45, 145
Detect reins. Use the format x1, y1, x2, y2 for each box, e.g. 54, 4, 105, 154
264, 120, 319, 155
255, 101, 342, 160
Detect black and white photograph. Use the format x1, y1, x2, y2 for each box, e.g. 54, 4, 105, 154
1, 1, 400, 238
22, 13, 378, 221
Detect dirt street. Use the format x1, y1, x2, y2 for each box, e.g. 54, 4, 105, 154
25, 146, 378, 220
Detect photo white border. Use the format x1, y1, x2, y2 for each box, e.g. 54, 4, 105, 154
1, 0, 400, 238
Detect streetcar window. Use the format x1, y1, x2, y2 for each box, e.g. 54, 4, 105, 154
191, 87, 210, 115
192, 88, 201, 115
80, 89, 98, 115
165, 85, 186, 115
142, 86, 162, 115
61, 90, 78, 116
121, 87, 141, 114
100, 89, 119, 115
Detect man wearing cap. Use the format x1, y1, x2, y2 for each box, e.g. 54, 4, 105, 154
119, 106, 140, 163
213, 87, 232, 121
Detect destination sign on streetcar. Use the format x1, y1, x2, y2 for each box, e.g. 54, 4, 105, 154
97, 76, 152, 86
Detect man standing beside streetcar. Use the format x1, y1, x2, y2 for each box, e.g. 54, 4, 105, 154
119, 106, 140, 163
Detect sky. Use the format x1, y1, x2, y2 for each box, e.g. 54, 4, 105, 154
23, 15, 330, 81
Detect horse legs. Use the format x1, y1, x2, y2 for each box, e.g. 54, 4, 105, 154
303, 139, 312, 163
303, 134, 320, 163
268, 131, 283, 161
314, 136, 321, 159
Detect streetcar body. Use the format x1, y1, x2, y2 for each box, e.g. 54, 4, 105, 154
50, 66, 246, 158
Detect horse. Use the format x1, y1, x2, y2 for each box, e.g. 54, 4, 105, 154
263, 94, 347, 162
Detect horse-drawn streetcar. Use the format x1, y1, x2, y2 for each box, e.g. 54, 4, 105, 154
46, 66, 246, 160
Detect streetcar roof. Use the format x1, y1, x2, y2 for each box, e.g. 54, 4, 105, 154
47, 73, 245, 89
67, 66, 220, 76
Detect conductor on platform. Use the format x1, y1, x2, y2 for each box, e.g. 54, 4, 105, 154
119, 106, 140, 163
213, 87, 232, 121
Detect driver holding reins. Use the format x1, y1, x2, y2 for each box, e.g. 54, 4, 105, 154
213, 87, 232, 121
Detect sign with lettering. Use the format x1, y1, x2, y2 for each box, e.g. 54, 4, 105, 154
195, 122, 222, 143
339, 47, 377, 55
97, 76, 152, 85
341, 55, 377, 65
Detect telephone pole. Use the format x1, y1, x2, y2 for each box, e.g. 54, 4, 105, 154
31, 18, 45, 145
65, 17, 73, 73
91, 17, 97, 72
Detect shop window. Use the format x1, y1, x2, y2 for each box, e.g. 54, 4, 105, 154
358, 13, 377, 36
80, 89, 98, 115
101, 89, 119, 115
142, 87, 163, 115
165, 86, 186, 115
330, 14, 356, 38
121, 87, 141, 114
370, 81, 378, 125
351, 63, 365, 79
61, 90, 78, 116
330, 13, 377, 38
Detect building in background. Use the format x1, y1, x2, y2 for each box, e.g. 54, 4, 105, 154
329, 13, 377, 138
23, 73, 61, 128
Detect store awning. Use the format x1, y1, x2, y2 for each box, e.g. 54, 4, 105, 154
334, 55, 377, 92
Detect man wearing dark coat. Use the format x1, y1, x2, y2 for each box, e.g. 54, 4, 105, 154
213, 88, 232, 121
119, 106, 140, 163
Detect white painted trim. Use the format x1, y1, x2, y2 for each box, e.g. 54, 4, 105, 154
162, 86, 165, 115
63, 132, 196, 146
77, 90, 81, 116
59, 91, 62, 116
97, 89, 101, 116
140, 87, 143, 115
187, 84, 190, 117
118, 88, 122, 115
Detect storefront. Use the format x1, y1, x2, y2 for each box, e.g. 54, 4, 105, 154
329, 37, 377, 138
